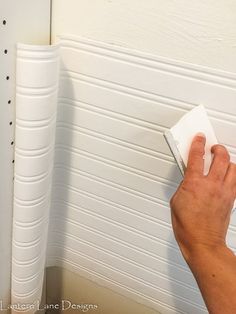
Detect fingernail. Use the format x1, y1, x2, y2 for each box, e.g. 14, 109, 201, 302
195, 132, 205, 138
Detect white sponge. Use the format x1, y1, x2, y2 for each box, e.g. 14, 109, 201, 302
164, 104, 236, 211
165, 104, 218, 176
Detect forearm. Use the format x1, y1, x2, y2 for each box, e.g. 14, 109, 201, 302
186, 245, 236, 314
170, 135, 236, 312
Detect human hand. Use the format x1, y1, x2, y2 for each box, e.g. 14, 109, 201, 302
170, 133, 236, 262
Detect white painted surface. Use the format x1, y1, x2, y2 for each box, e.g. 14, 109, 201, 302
169, 105, 218, 175
49, 4, 236, 311
51, 0, 236, 72
43, 35, 236, 313
1, 1, 234, 312
0, 0, 50, 308
12, 43, 59, 308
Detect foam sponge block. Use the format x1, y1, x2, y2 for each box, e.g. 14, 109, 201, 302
164, 104, 236, 212
168, 104, 218, 175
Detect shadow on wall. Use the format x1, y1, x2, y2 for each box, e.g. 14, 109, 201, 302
46, 266, 63, 313
165, 166, 190, 313
165, 166, 207, 314
46, 63, 76, 310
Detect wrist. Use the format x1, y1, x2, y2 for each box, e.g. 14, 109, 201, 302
185, 243, 233, 267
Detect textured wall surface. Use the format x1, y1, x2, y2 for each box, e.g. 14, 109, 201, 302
45, 35, 236, 314
52, 0, 236, 72
49, 1, 236, 313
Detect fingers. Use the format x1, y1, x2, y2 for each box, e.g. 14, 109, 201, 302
224, 162, 236, 195
207, 145, 230, 181
185, 133, 206, 178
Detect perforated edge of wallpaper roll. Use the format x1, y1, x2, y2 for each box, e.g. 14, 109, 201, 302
12, 43, 60, 309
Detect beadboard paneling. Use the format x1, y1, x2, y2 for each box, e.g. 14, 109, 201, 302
47, 36, 236, 314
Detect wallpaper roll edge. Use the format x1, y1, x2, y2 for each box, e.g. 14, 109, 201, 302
11, 43, 60, 309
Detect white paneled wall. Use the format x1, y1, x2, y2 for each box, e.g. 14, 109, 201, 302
49, 1, 236, 313
46, 35, 236, 313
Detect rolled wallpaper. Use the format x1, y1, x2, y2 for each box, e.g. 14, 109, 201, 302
12, 43, 59, 309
